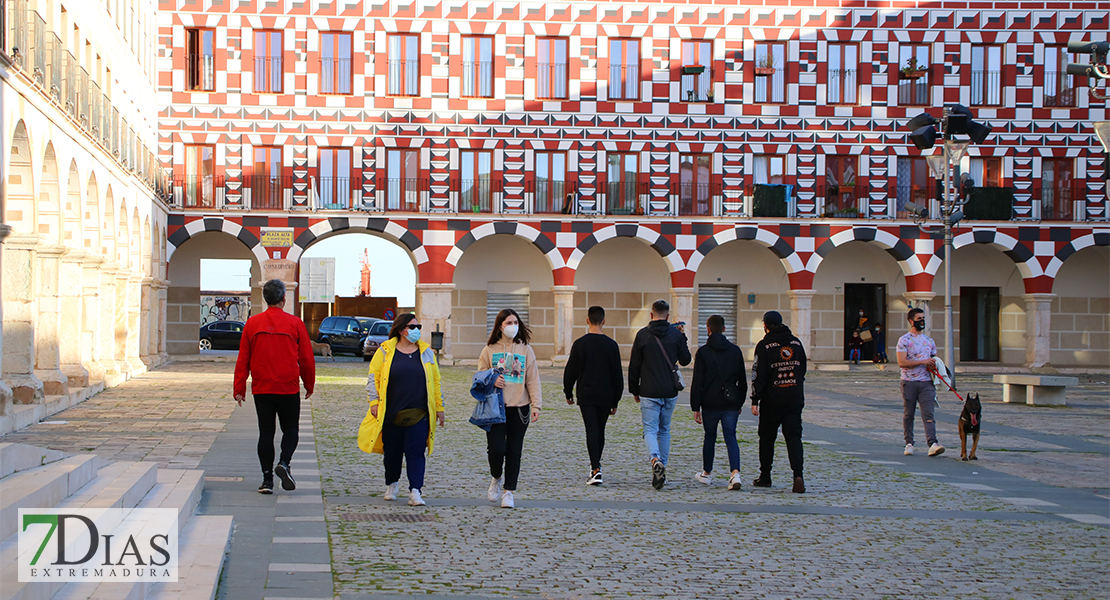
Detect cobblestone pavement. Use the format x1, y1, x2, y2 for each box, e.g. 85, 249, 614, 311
3, 359, 1107, 599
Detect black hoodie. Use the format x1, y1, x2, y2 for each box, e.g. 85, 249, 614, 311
690, 333, 747, 412
751, 324, 807, 407
628, 320, 692, 398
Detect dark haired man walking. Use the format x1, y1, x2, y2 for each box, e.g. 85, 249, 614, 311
751, 310, 807, 493
897, 307, 945, 457
563, 306, 624, 485
234, 279, 316, 494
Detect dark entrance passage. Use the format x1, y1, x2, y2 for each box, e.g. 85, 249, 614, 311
844, 283, 887, 361
960, 286, 1000, 362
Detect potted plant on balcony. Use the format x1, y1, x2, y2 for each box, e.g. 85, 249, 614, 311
687, 90, 697, 102
754, 54, 777, 76
706, 88, 714, 102
899, 57, 928, 79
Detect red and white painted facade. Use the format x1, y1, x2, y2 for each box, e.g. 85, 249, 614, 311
158, 0, 1110, 368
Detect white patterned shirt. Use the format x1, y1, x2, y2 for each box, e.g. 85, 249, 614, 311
897, 331, 936, 382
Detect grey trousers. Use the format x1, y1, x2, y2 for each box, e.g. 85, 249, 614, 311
901, 380, 938, 447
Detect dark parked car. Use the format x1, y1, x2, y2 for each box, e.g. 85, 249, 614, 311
361, 320, 393, 361
199, 320, 245, 351
316, 316, 380, 356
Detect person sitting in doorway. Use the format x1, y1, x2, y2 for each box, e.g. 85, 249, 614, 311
848, 329, 863, 365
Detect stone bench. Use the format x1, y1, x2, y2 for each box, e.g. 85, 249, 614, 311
993, 374, 1078, 406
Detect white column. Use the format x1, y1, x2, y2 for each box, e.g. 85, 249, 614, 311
81, 254, 106, 384
140, 276, 154, 367
126, 272, 145, 373
2, 234, 44, 403
0, 223, 12, 415
98, 262, 123, 383
33, 245, 69, 396
59, 249, 90, 388
416, 283, 455, 360
157, 278, 169, 362
670, 287, 696, 354
788, 289, 817, 354
903, 292, 937, 337
1023, 293, 1054, 368
551, 285, 576, 362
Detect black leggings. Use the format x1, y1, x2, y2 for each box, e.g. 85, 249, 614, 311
757, 400, 804, 479
579, 404, 611, 471
253, 393, 300, 475
487, 406, 530, 490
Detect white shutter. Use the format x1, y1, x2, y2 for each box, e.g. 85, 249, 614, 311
486, 293, 530, 336
697, 285, 738, 343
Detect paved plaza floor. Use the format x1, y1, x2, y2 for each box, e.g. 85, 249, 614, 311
2, 358, 1107, 599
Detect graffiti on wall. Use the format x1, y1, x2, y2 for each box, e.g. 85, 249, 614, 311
201, 295, 251, 326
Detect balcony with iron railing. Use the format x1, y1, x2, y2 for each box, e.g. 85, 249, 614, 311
528, 180, 576, 214
2, 0, 167, 200
605, 181, 649, 215
818, 185, 863, 217
1043, 71, 1078, 108
536, 62, 568, 99
381, 178, 427, 212
321, 57, 353, 95
315, 176, 362, 210
753, 68, 785, 103
186, 53, 215, 91
1032, 183, 1085, 221
674, 181, 721, 216
827, 69, 858, 104
970, 70, 1003, 106
963, 187, 1016, 221
454, 178, 501, 213
172, 174, 225, 209
385, 59, 417, 96
243, 175, 292, 210
607, 65, 640, 101
461, 61, 493, 98
253, 57, 284, 93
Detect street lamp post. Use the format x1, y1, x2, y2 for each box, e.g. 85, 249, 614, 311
906, 106, 989, 387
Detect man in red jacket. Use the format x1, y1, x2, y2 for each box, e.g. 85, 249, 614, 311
234, 279, 315, 494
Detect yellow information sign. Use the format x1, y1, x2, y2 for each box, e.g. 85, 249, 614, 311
260, 228, 294, 247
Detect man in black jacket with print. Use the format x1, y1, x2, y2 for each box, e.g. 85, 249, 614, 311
628, 299, 692, 490
690, 314, 748, 491
751, 310, 807, 493
563, 306, 624, 486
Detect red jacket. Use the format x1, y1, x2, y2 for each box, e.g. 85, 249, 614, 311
234, 306, 315, 398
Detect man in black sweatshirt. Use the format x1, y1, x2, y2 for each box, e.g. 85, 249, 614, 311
563, 306, 624, 486
690, 315, 748, 491
750, 310, 807, 493
628, 299, 692, 490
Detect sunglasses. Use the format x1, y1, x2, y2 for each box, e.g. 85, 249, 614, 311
406, 324, 422, 330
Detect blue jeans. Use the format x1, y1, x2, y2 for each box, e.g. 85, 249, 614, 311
640, 396, 677, 466
382, 417, 429, 491
701, 409, 741, 473
849, 349, 861, 362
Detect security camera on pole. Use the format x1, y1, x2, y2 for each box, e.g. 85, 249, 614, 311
903, 105, 993, 388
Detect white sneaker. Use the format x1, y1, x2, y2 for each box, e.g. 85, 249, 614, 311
928, 443, 946, 457
408, 488, 426, 506
500, 490, 515, 509
384, 482, 400, 501
904, 444, 915, 456
487, 477, 502, 502
695, 471, 712, 485
727, 472, 743, 491
586, 470, 603, 486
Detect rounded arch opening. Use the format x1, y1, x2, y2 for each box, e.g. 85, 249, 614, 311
933, 243, 1025, 365
64, 160, 82, 249
7, 120, 34, 235
1050, 245, 1109, 367
39, 142, 61, 245
84, 172, 101, 254
693, 239, 791, 352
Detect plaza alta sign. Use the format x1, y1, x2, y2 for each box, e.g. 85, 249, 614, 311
18, 508, 179, 582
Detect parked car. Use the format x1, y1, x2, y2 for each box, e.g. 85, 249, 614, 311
361, 320, 394, 361
199, 320, 245, 351
316, 316, 380, 356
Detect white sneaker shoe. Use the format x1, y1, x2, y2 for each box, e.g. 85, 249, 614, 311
727, 472, 743, 491
586, 470, 603, 486
500, 490, 515, 509
384, 482, 400, 501
904, 444, 915, 456
487, 477, 502, 502
695, 471, 712, 485
928, 443, 946, 457
408, 488, 426, 506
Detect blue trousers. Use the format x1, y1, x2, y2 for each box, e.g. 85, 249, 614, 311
640, 396, 677, 466
382, 417, 429, 490
701, 409, 741, 473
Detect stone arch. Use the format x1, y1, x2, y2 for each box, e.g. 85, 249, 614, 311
84, 172, 101, 254
942, 230, 1038, 278
813, 226, 922, 280
288, 217, 425, 268
1048, 243, 1109, 367
166, 217, 260, 265
686, 225, 803, 275
39, 142, 61, 245
1044, 230, 1110, 279
64, 160, 82, 249
449, 221, 559, 271
6, 120, 35, 235
570, 224, 681, 273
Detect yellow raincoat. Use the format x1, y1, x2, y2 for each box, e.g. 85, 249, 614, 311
358, 338, 444, 455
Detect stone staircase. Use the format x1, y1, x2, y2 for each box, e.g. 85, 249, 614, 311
0, 442, 232, 600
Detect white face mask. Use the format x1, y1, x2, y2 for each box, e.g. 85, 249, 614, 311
502, 324, 519, 340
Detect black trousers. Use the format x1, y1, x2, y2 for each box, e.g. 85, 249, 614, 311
487, 406, 530, 490
253, 393, 300, 476
579, 404, 612, 471
757, 399, 804, 479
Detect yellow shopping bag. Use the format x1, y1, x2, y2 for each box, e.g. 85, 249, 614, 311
357, 404, 381, 454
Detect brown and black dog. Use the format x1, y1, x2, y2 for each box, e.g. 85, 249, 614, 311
958, 392, 982, 461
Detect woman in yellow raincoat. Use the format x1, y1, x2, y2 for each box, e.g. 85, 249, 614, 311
359, 313, 444, 506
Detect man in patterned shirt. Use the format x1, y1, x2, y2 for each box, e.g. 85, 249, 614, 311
897, 307, 945, 457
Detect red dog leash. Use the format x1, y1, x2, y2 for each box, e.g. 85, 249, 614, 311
927, 364, 965, 403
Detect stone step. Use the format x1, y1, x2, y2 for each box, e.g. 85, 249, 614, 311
133, 470, 205, 530
0, 454, 103, 540
0, 383, 105, 436
0, 442, 71, 479
147, 515, 234, 600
